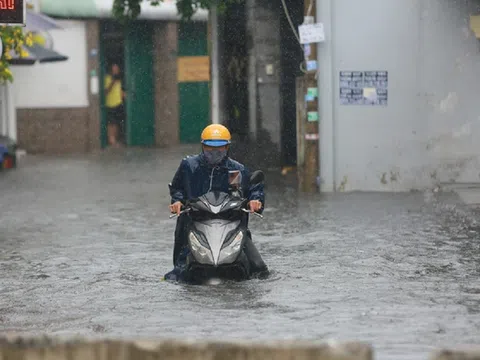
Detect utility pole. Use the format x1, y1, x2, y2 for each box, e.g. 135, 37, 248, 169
297, 0, 320, 192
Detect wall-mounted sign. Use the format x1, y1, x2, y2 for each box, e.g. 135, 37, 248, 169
339, 70, 388, 106
299, 23, 325, 44
306, 60, 317, 71
305, 133, 319, 140
307, 111, 318, 122
303, 44, 311, 57
0, 0, 25, 25
307, 87, 318, 98
177, 56, 210, 83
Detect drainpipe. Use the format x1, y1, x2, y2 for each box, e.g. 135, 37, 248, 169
6, 83, 16, 142
210, 5, 220, 124
246, 0, 257, 141
0, 36, 4, 136
329, 0, 337, 191
0, 86, 5, 136
317, 0, 336, 192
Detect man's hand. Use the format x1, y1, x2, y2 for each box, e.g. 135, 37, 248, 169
248, 200, 262, 213
169, 201, 183, 215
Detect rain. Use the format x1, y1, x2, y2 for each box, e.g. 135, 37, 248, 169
2, 0, 480, 359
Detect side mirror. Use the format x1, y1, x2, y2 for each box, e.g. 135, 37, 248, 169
250, 170, 265, 185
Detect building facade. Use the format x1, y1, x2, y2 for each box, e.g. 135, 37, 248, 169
13, 0, 211, 153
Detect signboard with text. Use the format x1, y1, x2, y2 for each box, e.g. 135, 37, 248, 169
339, 71, 388, 106
177, 56, 210, 82
298, 23, 325, 44
0, 0, 25, 25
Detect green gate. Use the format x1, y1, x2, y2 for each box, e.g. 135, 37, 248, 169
178, 21, 210, 143
125, 21, 155, 146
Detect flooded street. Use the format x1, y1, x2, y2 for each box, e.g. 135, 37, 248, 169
1, 146, 480, 360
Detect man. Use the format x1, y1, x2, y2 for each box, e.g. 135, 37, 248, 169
168, 124, 268, 277
104, 63, 126, 147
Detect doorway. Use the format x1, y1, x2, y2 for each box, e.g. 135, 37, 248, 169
100, 20, 126, 147
222, 1, 249, 141
99, 20, 155, 148
280, 0, 304, 166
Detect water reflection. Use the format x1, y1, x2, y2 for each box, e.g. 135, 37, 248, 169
1, 150, 480, 359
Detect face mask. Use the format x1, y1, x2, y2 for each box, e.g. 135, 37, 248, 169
203, 149, 227, 165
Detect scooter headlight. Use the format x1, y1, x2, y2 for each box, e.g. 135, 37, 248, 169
189, 231, 214, 264
218, 231, 244, 265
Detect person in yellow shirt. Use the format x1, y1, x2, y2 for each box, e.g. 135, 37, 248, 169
104, 63, 126, 147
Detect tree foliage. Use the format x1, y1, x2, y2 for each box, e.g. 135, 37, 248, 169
112, 0, 243, 22
0, 26, 33, 83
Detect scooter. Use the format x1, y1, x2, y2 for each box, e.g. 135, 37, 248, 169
166, 171, 265, 284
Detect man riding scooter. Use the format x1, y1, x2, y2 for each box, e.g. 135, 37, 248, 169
166, 124, 269, 280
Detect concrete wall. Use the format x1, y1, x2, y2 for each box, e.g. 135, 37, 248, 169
0, 337, 480, 359
317, 0, 480, 192
13, 20, 89, 108
85, 20, 102, 152
0, 338, 373, 360
246, 0, 282, 164
153, 22, 179, 147
421, 0, 480, 184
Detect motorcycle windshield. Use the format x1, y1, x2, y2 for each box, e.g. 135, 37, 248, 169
202, 191, 230, 206
194, 219, 240, 265
192, 191, 242, 214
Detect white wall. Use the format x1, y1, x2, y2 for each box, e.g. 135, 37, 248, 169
12, 20, 88, 109
421, 0, 480, 184
317, 0, 480, 191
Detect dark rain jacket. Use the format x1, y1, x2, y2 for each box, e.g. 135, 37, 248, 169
169, 153, 265, 213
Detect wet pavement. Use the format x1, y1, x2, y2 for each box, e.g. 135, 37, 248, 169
1, 146, 480, 360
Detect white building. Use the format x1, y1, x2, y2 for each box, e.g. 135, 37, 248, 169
9, 0, 214, 153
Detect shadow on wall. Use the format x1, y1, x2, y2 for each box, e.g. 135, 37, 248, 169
229, 127, 281, 171
229, 83, 282, 171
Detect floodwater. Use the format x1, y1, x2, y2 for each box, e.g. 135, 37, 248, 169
1, 146, 480, 360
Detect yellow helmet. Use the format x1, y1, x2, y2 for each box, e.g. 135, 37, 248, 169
201, 124, 231, 147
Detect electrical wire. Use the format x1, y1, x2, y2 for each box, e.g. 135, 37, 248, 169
307, 1, 313, 17
280, 0, 307, 73
281, 0, 302, 46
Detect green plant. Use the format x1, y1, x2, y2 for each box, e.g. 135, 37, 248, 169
0, 26, 33, 83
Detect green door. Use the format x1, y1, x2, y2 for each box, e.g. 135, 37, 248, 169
178, 21, 210, 143
125, 21, 155, 146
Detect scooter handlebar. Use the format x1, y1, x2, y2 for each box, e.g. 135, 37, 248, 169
169, 207, 191, 218
241, 208, 264, 219
169, 207, 263, 219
